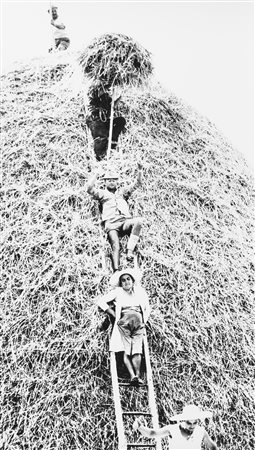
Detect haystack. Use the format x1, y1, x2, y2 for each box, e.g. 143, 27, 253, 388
1, 48, 254, 450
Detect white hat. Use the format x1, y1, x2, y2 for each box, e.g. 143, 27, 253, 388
169, 405, 213, 422
110, 268, 142, 288
102, 172, 119, 180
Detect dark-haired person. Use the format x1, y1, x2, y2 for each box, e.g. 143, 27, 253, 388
133, 404, 218, 449
48, 5, 70, 52
97, 268, 150, 386
80, 87, 126, 161
87, 164, 143, 272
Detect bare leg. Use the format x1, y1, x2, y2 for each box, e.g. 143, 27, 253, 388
132, 354, 142, 378
123, 353, 136, 379
122, 218, 143, 259
108, 230, 120, 272
131, 220, 143, 237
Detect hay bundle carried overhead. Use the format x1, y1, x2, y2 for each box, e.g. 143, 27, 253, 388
78, 33, 153, 89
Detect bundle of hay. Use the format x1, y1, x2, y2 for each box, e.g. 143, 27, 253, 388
1, 48, 254, 450
78, 33, 153, 89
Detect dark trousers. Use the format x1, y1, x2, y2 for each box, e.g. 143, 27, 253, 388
86, 116, 126, 160
55, 38, 70, 50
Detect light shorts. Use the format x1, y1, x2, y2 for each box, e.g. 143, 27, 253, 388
117, 310, 145, 355
104, 215, 130, 234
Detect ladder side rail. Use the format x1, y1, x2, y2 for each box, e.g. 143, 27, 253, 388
110, 351, 127, 450
82, 89, 107, 271
143, 331, 162, 450
107, 87, 115, 160
98, 214, 107, 271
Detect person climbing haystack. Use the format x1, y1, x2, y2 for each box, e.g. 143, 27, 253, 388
78, 33, 153, 160
87, 163, 143, 272
80, 86, 126, 161
133, 404, 218, 449
97, 268, 151, 386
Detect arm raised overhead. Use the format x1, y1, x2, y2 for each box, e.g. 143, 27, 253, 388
122, 162, 143, 199
87, 170, 105, 199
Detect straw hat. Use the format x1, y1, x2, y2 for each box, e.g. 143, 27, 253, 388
102, 172, 119, 180
110, 268, 142, 287
169, 405, 213, 422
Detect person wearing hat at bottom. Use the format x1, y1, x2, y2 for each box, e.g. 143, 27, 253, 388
87, 163, 143, 272
97, 268, 150, 386
133, 404, 218, 449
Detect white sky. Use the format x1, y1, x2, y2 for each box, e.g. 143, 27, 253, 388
1, 1, 254, 171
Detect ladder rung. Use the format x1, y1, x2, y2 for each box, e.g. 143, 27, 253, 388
127, 444, 156, 448
123, 411, 152, 416
118, 382, 148, 387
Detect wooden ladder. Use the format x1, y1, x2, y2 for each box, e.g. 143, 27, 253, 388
110, 330, 162, 450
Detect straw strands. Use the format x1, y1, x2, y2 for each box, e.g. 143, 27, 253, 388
1, 54, 254, 450
78, 33, 153, 88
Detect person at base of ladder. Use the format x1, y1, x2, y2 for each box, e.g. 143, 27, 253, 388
48, 5, 70, 52
133, 404, 218, 450
97, 268, 150, 386
87, 163, 143, 272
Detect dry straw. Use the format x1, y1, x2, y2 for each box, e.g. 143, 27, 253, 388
78, 33, 153, 89
1, 49, 254, 450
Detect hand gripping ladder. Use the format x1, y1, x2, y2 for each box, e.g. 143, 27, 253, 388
110, 330, 162, 450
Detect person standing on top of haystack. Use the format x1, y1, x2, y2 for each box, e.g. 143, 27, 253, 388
87, 163, 143, 272
133, 404, 218, 450
79, 85, 126, 161
97, 268, 150, 386
48, 5, 70, 52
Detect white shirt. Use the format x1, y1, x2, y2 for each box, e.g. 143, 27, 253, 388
97, 286, 151, 352
90, 188, 132, 222
52, 18, 68, 39
168, 425, 205, 449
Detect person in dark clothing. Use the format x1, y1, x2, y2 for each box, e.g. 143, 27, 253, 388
80, 88, 126, 161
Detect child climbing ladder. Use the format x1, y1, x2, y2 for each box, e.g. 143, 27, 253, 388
87, 163, 143, 272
